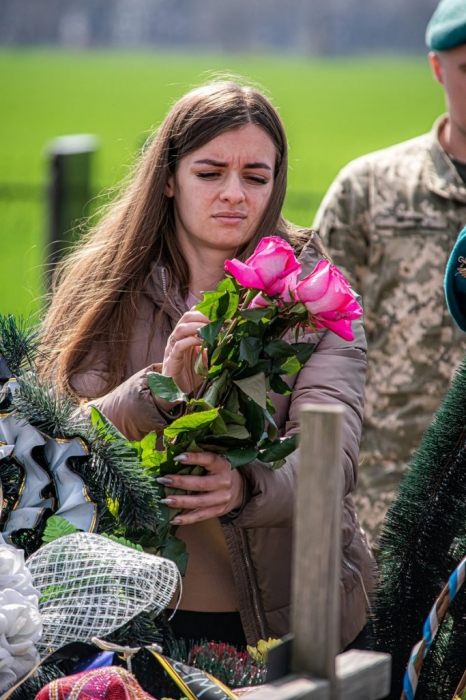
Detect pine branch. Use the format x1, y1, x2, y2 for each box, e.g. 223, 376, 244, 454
11, 374, 159, 532
0, 313, 41, 376
84, 433, 160, 530
12, 374, 82, 438
373, 357, 466, 698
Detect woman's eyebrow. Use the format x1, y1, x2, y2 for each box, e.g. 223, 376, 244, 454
194, 158, 272, 170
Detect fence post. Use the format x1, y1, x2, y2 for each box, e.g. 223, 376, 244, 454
291, 404, 344, 699
47, 134, 98, 278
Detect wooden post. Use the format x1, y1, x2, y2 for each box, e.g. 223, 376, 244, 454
47, 134, 98, 280
291, 404, 344, 698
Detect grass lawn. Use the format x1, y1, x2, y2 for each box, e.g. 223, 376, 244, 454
0, 49, 445, 315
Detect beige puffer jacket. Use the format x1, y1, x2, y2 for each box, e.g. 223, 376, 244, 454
72, 240, 375, 649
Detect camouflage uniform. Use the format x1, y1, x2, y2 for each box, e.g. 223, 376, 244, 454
314, 116, 466, 544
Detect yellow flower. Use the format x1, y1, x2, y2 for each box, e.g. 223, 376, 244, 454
247, 637, 282, 664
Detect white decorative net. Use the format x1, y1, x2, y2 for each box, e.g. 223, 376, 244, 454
26, 533, 181, 655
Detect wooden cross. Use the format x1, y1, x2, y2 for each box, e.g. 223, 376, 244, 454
246, 404, 391, 700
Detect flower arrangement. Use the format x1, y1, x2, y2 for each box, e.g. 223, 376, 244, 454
138, 237, 362, 572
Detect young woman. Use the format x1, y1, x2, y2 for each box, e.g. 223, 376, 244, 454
38, 80, 374, 650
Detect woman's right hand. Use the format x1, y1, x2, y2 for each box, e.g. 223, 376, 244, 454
162, 310, 210, 395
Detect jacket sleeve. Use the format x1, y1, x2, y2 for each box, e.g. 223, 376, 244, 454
313, 160, 371, 294
233, 312, 367, 530
72, 363, 181, 442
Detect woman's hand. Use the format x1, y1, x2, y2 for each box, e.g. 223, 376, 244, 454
156, 451, 245, 526
162, 310, 210, 395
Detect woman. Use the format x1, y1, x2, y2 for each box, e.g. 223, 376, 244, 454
38, 80, 374, 650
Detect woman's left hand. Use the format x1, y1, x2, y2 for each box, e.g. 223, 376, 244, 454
157, 452, 244, 526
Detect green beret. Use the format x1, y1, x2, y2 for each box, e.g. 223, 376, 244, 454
444, 227, 466, 333
426, 0, 466, 51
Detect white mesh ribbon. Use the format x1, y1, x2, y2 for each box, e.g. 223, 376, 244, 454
26, 532, 181, 655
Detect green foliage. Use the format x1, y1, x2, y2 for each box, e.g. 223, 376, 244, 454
87, 407, 161, 531
163, 408, 219, 439
160, 535, 189, 576
0, 313, 41, 375
373, 356, 466, 699
42, 515, 79, 544
101, 533, 144, 551
233, 373, 268, 410
147, 373, 189, 403
13, 373, 80, 439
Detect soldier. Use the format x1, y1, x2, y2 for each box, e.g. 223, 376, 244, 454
313, 0, 466, 546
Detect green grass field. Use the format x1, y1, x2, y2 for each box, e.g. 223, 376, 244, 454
1, 49, 445, 315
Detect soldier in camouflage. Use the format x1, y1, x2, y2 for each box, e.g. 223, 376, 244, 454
313, 0, 466, 545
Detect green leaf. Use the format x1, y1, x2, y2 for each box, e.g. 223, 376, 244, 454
211, 338, 235, 366
90, 405, 126, 441
239, 337, 262, 366
224, 386, 240, 414
202, 370, 229, 407
271, 458, 286, 470
196, 289, 239, 323
101, 534, 144, 551
147, 372, 188, 403
234, 372, 267, 410
280, 356, 302, 376
225, 446, 260, 469
232, 360, 271, 380
225, 423, 250, 439
164, 408, 219, 438
240, 395, 265, 443
140, 432, 157, 459
238, 307, 274, 322
264, 339, 296, 359
195, 290, 228, 321
161, 536, 189, 576
219, 408, 246, 426
270, 373, 292, 395
259, 434, 298, 462
42, 515, 79, 544
211, 413, 229, 435
199, 318, 225, 345
216, 276, 239, 294
291, 342, 316, 365
142, 449, 167, 470
263, 408, 279, 442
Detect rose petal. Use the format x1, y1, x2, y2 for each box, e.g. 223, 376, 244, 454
224, 259, 266, 291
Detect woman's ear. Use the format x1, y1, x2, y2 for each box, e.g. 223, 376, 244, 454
165, 174, 175, 198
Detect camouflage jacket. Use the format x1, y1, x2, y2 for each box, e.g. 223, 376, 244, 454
314, 116, 466, 541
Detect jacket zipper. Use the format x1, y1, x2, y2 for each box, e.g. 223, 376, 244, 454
342, 554, 373, 617
160, 268, 183, 318
237, 528, 267, 642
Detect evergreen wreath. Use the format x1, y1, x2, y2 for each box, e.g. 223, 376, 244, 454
373, 355, 466, 699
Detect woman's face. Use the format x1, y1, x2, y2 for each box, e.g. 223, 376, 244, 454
165, 124, 276, 258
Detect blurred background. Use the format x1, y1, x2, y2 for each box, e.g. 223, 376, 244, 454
1, 0, 443, 315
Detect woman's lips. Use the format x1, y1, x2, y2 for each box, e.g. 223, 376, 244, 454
213, 212, 247, 224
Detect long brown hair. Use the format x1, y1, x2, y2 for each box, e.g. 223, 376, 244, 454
38, 79, 316, 396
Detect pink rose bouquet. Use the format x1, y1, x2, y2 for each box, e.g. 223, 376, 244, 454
143, 236, 362, 572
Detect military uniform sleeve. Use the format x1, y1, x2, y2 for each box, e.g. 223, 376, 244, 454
313, 160, 372, 294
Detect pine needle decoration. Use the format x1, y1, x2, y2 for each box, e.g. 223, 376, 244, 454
13, 373, 82, 438
373, 356, 466, 698
0, 313, 41, 376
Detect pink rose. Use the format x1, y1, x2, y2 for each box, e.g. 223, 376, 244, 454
249, 268, 300, 308
295, 260, 362, 341
225, 236, 301, 297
